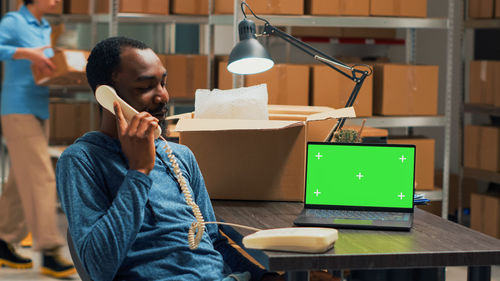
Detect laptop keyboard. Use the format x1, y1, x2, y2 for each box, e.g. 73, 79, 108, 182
306, 209, 410, 222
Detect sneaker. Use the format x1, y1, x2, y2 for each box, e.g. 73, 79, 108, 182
0, 239, 33, 269
40, 248, 77, 279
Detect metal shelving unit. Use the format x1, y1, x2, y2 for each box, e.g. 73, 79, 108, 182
457, 10, 500, 223
214, 0, 458, 219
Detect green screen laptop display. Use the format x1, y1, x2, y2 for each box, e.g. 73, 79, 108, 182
305, 143, 415, 209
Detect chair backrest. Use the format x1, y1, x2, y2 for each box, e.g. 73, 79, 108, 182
67, 230, 93, 281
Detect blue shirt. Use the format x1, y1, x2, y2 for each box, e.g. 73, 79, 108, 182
56, 132, 266, 281
0, 5, 53, 119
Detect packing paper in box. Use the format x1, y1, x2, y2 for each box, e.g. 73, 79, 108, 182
194, 84, 269, 120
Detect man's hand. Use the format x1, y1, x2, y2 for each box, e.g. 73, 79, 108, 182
14, 46, 56, 76
114, 101, 159, 175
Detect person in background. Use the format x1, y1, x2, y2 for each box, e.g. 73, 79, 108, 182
57, 36, 283, 281
0, 0, 76, 278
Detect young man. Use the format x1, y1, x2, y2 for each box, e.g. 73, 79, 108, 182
56, 36, 283, 281
0, 0, 76, 278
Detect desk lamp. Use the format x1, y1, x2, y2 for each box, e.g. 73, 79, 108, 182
227, 1, 372, 141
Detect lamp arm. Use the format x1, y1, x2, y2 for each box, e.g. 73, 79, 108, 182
262, 23, 357, 82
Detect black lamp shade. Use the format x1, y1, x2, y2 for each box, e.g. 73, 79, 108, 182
227, 18, 274, 75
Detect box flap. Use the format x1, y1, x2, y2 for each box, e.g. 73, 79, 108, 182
166, 112, 194, 120
306, 107, 356, 121
268, 104, 334, 115
175, 118, 303, 132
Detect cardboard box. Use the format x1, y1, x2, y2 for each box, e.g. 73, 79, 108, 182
65, 0, 168, 15
464, 125, 482, 169
291, 27, 396, 39
218, 62, 310, 106
311, 64, 373, 117
245, 64, 310, 106
171, 0, 209, 15
387, 137, 435, 190
464, 125, 500, 172
370, 0, 427, 18
50, 102, 100, 144
417, 202, 441, 217
171, 105, 355, 201
214, 0, 234, 14
305, 0, 369, 16
496, 0, 500, 18
435, 170, 478, 215
471, 193, 500, 239
244, 0, 304, 15
469, 61, 500, 106
32, 49, 89, 86
373, 64, 439, 116
159, 54, 208, 99
469, 0, 494, 18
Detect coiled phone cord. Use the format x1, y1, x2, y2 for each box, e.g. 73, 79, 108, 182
159, 136, 261, 250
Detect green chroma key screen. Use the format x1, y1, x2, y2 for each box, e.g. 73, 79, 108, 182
305, 143, 415, 208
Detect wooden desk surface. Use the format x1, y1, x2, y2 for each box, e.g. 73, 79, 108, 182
212, 200, 500, 271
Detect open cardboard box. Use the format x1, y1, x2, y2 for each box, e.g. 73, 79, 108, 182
169, 105, 355, 201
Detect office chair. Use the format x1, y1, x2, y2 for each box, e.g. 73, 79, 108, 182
67, 230, 93, 281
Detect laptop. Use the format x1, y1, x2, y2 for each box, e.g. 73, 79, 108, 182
294, 142, 416, 231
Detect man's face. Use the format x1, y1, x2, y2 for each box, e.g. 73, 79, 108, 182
112, 47, 169, 129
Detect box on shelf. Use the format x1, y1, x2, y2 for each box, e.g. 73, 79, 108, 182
435, 170, 478, 215
496, 0, 500, 18
65, 0, 169, 15
311, 64, 373, 117
50, 102, 100, 144
214, 0, 234, 14
171, 0, 208, 15
32, 49, 89, 86
387, 137, 435, 190
372, 64, 439, 116
468, 0, 494, 18
171, 105, 355, 201
471, 193, 500, 239
291, 27, 396, 39
305, 0, 369, 16
159, 54, 208, 99
469, 61, 500, 106
370, 0, 427, 18
464, 125, 500, 172
243, 0, 304, 15
218, 62, 310, 106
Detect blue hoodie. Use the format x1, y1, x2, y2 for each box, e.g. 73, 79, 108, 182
56, 131, 266, 281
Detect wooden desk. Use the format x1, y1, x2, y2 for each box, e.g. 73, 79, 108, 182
212, 201, 500, 281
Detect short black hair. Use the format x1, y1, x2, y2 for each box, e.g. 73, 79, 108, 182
23, 0, 33, 5
86, 36, 149, 92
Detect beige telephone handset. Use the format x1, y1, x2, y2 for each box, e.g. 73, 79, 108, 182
95, 85, 338, 253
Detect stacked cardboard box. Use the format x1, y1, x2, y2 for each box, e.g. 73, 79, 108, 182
171, 0, 208, 15
464, 125, 500, 172
469, 0, 494, 18
469, 61, 500, 106
370, 0, 427, 17
65, 0, 169, 15
311, 64, 373, 117
172, 105, 355, 201
32, 49, 90, 86
219, 61, 310, 106
471, 193, 500, 239
50, 102, 100, 144
373, 64, 439, 116
211, 0, 304, 15
291, 27, 396, 39
387, 137, 435, 190
305, 0, 369, 16
159, 54, 208, 99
